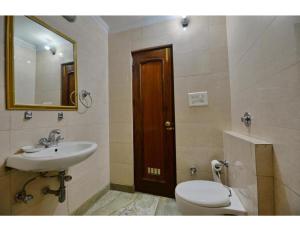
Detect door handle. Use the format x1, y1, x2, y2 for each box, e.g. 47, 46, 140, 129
164, 121, 171, 127
164, 121, 174, 130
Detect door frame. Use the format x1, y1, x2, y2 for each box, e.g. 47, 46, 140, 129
131, 44, 177, 197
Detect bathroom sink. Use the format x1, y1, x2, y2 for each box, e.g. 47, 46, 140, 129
6, 141, 98, 172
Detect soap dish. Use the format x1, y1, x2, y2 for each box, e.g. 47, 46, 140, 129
21, 146, 44, 153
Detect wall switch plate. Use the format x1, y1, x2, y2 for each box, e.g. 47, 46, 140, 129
188, 91, 208, 106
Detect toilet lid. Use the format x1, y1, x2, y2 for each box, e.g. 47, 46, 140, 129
175, 180, 231, 208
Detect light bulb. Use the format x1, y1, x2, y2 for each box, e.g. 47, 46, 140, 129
44, 45, 50, 50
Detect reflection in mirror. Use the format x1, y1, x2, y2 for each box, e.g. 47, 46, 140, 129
61, 62, 75, 106
7, 16, 77, 109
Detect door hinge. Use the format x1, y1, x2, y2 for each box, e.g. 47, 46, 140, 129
165, 48, 169, 62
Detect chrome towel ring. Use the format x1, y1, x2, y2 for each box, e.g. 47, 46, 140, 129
70, 89, 93, 109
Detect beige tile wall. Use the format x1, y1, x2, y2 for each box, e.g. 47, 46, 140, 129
0, 16, 109, 215
226, 16, 300, 214
109, 17, 231, 186
223, 131, 274, 215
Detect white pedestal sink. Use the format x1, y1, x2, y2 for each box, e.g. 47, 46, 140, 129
6, 141, 98, 172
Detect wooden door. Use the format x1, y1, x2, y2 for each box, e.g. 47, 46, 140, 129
61, 62, 75, 106
132, 45, 176, 198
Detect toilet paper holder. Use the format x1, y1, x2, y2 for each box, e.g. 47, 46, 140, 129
211, 160, 229, 183
218, 160, 229, 168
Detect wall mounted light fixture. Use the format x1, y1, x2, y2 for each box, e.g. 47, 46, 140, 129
44, 45, 56, 55
50, 47, 56, 55
62, 16, 77, 23
181, 16, 190, 30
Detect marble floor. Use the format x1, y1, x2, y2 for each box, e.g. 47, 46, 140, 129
84, 190, 181, 215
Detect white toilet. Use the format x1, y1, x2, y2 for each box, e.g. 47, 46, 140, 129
175, 180, 246, 215
175, 160, 247, 215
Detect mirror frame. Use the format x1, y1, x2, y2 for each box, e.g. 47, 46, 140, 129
5, 16, 78, 110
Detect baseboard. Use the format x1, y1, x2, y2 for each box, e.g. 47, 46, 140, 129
110, 183, 135, 193
72, 184, 110, 215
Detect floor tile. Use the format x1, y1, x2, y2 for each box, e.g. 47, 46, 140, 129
84, 190, 181, 216
155, 197, 182, 215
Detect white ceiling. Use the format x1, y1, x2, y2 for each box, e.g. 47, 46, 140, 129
14, 16, 72, 51
101, 16, 177, 33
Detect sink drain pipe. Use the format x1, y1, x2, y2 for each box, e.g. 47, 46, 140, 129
15, 171, 72, 203
42, 171, 72, 203
15, 173, 47, 203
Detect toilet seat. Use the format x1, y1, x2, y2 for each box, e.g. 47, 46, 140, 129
175, 180, 231, 208
175, 180, 247, 215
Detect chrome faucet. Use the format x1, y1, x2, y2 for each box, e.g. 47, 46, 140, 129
39, 129, 64, 148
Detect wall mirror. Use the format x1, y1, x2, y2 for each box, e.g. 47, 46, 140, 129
6, 16, 78, 110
